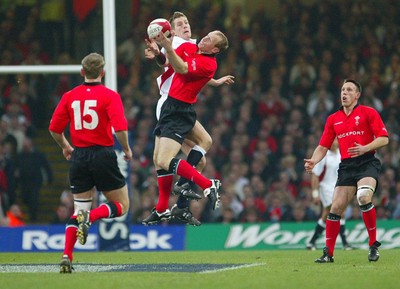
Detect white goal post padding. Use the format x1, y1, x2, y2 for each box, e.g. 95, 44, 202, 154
0, 65, 81, 74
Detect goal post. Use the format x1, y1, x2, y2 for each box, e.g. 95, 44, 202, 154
0, 65, 81, 74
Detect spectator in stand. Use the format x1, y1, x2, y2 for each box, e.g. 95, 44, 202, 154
49, 53, 81, 109
271, 171, 299, 199
188, 199, 208, 224
266, 195, 285, 222
215, 206, 237, 223
289, 203, 311, 223
289, 55, 316, 93
6, 82, 33, 123
248, 119, 278, 156
391, 181, 400, 219
347, 203, 362, 221
240, 206, 262, 223
279, 154, 300, 186
256, 86, 288, 121
224, 162, 249, 201
307, 79, 335, 118
214, 185, 243, 222
241, 184, 266, 215
0, 139, 16, 207
15, 137, 53, 222
52, 203, 71, 224
38, 0, 65, 59
1, 94, 30, 147
362, 83, 384, 112
59, 189, 74, 215
383, 53, 400, 84
0, 195, 6, 226
0, 201, 25, 227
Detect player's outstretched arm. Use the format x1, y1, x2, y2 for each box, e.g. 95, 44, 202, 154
156, 33, 187, 73
144, 38, 169, 67
304, 145, 328, 174
208, 75, 235, 87
144, 38, 159, 59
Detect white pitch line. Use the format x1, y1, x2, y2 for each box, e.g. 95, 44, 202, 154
199, 263, 266, 274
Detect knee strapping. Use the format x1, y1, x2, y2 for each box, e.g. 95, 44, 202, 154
359, 202, 374, 212
356, 185, 375, 205
73, 198, 93, 215
193, 145, 207, 155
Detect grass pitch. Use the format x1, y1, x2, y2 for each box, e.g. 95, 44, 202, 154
0, 250, 399, 289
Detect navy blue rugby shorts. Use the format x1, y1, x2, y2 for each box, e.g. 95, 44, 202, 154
336, 153, 381, 187
69, 146, 126, 194
154, 96, 196, 144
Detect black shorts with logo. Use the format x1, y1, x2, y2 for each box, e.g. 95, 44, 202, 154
153, 96, 196, 144
69, 146, 126, 194
336, 153, 381, 187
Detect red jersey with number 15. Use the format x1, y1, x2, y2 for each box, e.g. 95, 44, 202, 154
169, 42, 217, 104
49, 83, 128, 147
319, 104, 388, 160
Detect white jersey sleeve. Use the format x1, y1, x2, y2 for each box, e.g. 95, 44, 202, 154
156, 37, 197, 95
312, 156, 326, 177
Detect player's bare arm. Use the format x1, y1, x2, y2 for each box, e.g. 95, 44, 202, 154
115, 130, 133, 161
156, 32, 188, 73
304, 145, 328, 174
347, 136, 389, 158
144, 38, 170, 67
144, 38, 160, 57
49, 131, 74, 160
207, 75, 235, 86
310, 173, 321, 204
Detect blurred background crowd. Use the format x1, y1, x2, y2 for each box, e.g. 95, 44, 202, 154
0, 0, 400, 226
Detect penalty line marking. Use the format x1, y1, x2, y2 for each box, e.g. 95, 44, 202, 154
199, 262, 266, 274
0, 263, 265, 273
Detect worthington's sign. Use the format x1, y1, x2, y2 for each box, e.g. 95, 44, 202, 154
186, 220, 400, 250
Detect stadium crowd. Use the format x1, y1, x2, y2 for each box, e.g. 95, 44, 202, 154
1, 0, 400, 225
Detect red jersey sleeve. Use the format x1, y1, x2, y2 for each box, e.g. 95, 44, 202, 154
367, 106, 389, 138
107, 92, 128, 132
49, 91, 72, 134
319, 114, 336, 149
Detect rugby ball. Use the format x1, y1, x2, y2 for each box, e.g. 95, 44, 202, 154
147, 18, 171, 39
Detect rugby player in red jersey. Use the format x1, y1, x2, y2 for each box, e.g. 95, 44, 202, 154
49, 53, 132, 273
142, 30, 229, 225
144, 12, 234, 226
304, 79, 389, 263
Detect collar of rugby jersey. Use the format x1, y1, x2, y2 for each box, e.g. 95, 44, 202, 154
83, 82, 102, 85
338, 103, 359, 111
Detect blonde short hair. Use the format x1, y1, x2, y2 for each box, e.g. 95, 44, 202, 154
81, 53, 105, 79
